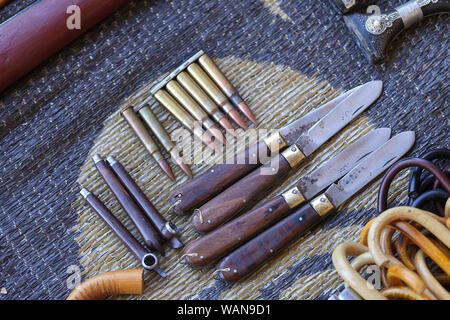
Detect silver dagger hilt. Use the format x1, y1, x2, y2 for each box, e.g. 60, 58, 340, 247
342, 0, 450, 63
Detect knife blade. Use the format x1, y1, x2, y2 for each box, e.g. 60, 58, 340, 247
216, 131, 415, 282
184, 128, 391, 267
295, 80, 383, 156
169, 83, 373, 215
191, 81, 383, 232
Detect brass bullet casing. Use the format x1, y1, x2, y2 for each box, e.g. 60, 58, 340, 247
176, 71, 237, 137
310, 194, 335, 217
137, 105, 192, 178
166, 80, 227, 145
122, 107, 175, 180
282, 186, 306, 209
281, 144, 305, 168
198, 53, 257, 125
154, 89, 220, 153
187, 63, 248, 131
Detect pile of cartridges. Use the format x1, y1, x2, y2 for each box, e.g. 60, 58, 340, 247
80, 155, 183, 278
122, 50, 257, 181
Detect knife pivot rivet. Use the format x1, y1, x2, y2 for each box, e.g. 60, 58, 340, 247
299, 216, 303, 222
292, 189, 298, 194
269, 208, 273, 212
207, 219, 211, 224
291, 147, 297, 152
211, 169, 215, 173
233, 269, 237, 273
177, 193, 182, 198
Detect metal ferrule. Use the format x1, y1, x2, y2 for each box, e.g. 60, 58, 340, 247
282, 186, 306, 209
396, 1, 424, 29
176, 71, 222, 116
187, 63, 229, 107
198, 53, 236, 97
80, 188, 91, 199
138, 105, 175, 151
154, 90, 195, 130
166, 80, 208, 122
281, 144, 305, 168
310, 194, 335, 217
122, 107, 159, 155
141, 253, 159, 270
263, 131, 288, 153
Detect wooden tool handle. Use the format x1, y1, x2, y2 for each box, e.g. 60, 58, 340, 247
169, 139, 271, 215
191, 153, 293, 233
0, 0, 131, 92
184, 195, 291, 268
216, 203, 322, 282
67, 269, 144, 300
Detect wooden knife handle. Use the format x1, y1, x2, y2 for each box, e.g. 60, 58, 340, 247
184, 195, 291, 268
191, 153, 294, 233
169, 139, 272, 215
216, 203, 322, 282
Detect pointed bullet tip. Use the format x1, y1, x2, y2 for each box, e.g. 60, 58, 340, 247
158, 159, 176, 181
228, 109, 248, 131
176, 158, 193, 178
238, 102, 258, 125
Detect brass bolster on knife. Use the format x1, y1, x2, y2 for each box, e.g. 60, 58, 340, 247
263, 131, 288, 153
311, 194, 335, 217
281, 144, 305, 168
282, 187, 306, 209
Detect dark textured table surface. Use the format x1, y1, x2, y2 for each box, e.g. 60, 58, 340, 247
0, 0, 448, 299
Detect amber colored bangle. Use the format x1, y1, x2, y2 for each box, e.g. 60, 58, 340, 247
381, 286, 431, 300
386, 264, 426, 294
395, 234, 416, 271
414, 250, 450, 300
67, 269, 144, 300
367, 207, 450, 272
331, 242, 387, 300
359, 219, 375, 246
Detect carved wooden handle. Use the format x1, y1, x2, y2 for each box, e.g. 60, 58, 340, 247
184, 195, 291, 268
216, 203, 322, 282
169, 140, 272, 215
191, 153, 293, 233
67, 269, 144, 300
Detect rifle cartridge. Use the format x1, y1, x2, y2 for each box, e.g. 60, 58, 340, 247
176, 71, 236, 137
153, 89, 221, 153
122, 107, 175, 181
187, 63, 248, 131
166, 80, 227, 145
137, 105, 192, 178
198, 54, 257, 125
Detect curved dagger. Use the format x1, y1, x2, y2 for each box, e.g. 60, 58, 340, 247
216, 131, 415, 282
191, 80, 383, 233
183, 128, 391, 268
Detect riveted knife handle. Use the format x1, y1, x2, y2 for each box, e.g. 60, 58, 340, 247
184, 195, 291, 268
216, 203, 321, 282
169, 139, 273, 215
192, 153, 294, 233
